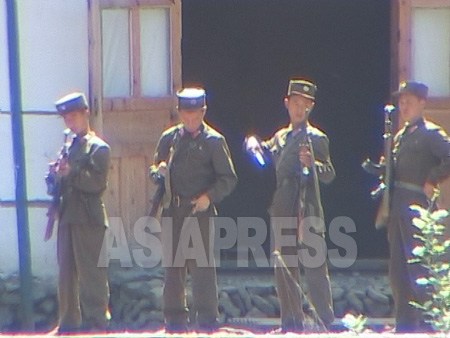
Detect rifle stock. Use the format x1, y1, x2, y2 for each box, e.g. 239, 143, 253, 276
362, 105, 395, 229
44, 204, 57, 241
44, 129, 71, 241
374, 189, 390, 229
149, 129, 180, 217
149, 180, 165, 217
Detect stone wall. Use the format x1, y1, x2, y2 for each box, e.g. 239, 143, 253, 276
0, 267, 393, 332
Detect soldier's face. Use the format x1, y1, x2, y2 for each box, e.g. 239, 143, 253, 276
62, 109, 89, 134
398, 93, 425, 123
284, 94, 314, 127
179, 108, 206, 133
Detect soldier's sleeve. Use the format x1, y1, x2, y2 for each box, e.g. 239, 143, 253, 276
312, 134, 335, 184
262, 130, 284, 153
206, 137, 238, 203
427, 128, 450, 184
149, 132, 172, 183
261, 134, 275, 151
261, 133, 281, 163
69, 143, 111, 194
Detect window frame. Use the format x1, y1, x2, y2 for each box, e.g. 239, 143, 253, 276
395, 0, 450, 109
88, 0, 181, 114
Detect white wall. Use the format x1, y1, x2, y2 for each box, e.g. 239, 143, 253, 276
0, 1, 89, 278
17, 0, 89, 110
0, 0, 10, 111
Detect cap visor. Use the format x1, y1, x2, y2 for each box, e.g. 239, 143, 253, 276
289, 91, 315, 100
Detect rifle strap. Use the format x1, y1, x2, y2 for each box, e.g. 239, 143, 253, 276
162, 127, 182, 208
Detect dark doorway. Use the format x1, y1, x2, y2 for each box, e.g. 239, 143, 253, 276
182, 0, 392, 258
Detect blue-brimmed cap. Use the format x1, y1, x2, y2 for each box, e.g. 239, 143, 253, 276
176, 88, 206, 110
55, 92, 88, 114
393, 81, 428, 100
287, 79, 317, 100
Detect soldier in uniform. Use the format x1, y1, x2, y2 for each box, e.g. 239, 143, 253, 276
150, 87, 237, 333
247, 79, 335, 332
388, 81, 450, 332
48, 92, 111, 333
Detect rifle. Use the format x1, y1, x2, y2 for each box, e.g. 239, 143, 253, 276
362, 104, 395, 229
149, 174, 165, 217
298, 123, 326, 234
148, 128, 181, 217
44, 129, 72, 241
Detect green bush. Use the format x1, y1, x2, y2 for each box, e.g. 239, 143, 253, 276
409, 203, 450, 333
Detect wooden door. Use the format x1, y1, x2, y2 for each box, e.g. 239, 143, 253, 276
88, 0, 182, 244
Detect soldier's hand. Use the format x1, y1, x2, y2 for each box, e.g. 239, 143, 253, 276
48, 161, 58, 174
57, 158, 71, 177
245, 135, 263, 154
157, 161, 168, 178
191, 194, 210, 214
299, 145, 312, 168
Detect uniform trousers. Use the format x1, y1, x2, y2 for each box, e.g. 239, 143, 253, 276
388, 187, 430, 332
57, 221, 109, 331
273, 218, 334, 331
161, 202, 218, 327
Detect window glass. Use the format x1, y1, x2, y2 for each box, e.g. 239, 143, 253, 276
102, 8, 131, 97
412, 8, 450, 96
140, 7, 171, 97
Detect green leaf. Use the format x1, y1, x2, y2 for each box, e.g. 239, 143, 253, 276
439, 290, 450, 298
434, 263, 450, 273
341, 313, 368, 333
416, 277, 430, 285
412, 246, 426, 257
431, 307, 442, 315
412, 217, 428, 230
432, 225, 446, 234
432, 244, 446, 254
410, 204, 428, 217
413, 234, 427, 242
431, 209, 449, 221
408, 258, 422, 264
410, 300, 426, 310
428, 277, 439, 285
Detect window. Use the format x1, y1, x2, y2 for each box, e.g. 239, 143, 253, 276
89, 0, 181, 113
395, 0, 450, 107
102, 8, 131, 97
101, 6, 171, 98
412, 7, 450, 97
140, 8, 171, 97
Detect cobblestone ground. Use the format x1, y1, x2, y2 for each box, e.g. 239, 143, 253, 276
0, 260, 398, 334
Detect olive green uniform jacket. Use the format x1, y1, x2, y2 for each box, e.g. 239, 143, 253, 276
57, 132, 111, 331
263, 122, 335, 330
150, 122, 237, 328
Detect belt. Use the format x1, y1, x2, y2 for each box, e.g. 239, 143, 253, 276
394, 181, 424, 194
171, 195, 193, 208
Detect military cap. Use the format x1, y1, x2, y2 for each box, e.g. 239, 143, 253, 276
55, 92, 89, 114
176, 87, 206, 110
393, 81, 428, 100
287, 79, 317, 100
